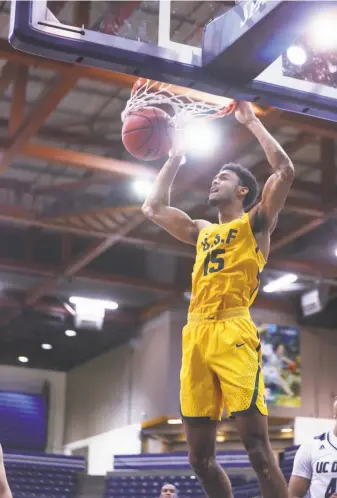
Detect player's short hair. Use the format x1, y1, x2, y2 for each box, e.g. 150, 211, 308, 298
220, 163, 259, 209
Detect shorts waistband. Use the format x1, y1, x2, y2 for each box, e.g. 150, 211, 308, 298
187, 307, 250, 323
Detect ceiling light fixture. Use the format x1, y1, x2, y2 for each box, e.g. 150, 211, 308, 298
41, 344, 52, 350
132, 179, 154, 198
18, 356, 28, 363
286, 45, 307, 66
167, 418, 182, 425
69, 297, 118, 311
65, 329, 77, 337
263, 274, 298, 293
281, 427, 293, 434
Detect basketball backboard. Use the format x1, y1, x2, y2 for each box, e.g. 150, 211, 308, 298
9, 0, 337, 121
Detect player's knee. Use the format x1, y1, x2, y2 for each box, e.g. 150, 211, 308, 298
188, 452, 214, 477
243, 437, 271, 478
247, 445, 270, 476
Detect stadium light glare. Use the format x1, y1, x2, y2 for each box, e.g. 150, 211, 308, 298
281, 427, 293, 433
41, 343, 52, 350
168, 149, 186, 165
167, 418, 182, 425
287, 45, 307, 66
69, 297, 118, 311
216, 434, 226, 443
263, 274, 298, 293
182, 120, 219, 156
18, 356, 28, 363
65, 329, 77, 337
311, 16, 337, 50
133, 179, 153, 197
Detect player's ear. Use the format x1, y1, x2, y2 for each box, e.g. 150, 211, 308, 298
237, 185, 248, 199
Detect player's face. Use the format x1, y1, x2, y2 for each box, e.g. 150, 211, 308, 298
160, 484, 176, 498
276, 344, 285, 356
208, 170, 244, 207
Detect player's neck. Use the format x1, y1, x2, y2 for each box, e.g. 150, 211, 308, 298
218, 205, 244, 224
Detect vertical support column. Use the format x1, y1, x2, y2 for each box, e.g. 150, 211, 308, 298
158, 0, 171, 48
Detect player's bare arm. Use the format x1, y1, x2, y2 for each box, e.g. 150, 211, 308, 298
142, 149, 210, 245
288, 475, 310, 498
0, 446, 12, 498
236, 102, 294, 254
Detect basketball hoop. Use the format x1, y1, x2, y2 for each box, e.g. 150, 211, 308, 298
121, 78, 237, 128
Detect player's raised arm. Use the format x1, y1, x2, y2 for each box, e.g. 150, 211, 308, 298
142, 149, 209, 245
0, 446, 12, 498
236, 102, 294, 232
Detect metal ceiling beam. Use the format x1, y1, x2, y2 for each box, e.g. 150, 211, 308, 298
320, 137, 335, 203
9, 65, 28, 134
0, 118, 121, 149
277, 110, 337, 140
252, 133, 313, 178
25, 213, 145, 305
267, 257, 337, 279
270, 138, 336, 252
0, 62, 16, 96
22, 143, 157, 178
271, 217, 325, 253
283, 197, 324, 217
0, 257, 177, 295
0, 71, 80, 175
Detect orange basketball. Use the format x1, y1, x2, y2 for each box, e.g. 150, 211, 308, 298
122, 107, 174, 161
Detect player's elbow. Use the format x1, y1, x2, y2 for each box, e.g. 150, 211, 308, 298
141, 200, 161, 219
280, 160, 295, 183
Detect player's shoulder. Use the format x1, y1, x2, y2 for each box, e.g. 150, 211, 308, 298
194, 220, 212, 232
297, 432, 328, 456
313, 432, 328, 442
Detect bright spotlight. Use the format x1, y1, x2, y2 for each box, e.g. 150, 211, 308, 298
281, 427, 293, 434
41, 344, 52, 350
263, 274, 298, 293
334, 248, 337, 257
311, 17, 337, 51
18, 356, 28, 363
133, 179, 153, 198
182, 120, 219, 156
167, 418, 182, 425
287, 45, 307, 66
69, 297, 118, 311
65, 329, 77, 337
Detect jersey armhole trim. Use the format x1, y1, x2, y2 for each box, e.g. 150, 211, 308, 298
246, 212, 267, 267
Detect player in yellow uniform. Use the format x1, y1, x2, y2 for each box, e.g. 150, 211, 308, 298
142, 102, 294, 498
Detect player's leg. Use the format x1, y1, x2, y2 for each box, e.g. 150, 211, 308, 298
180, 322, 233, 498
184, 420, 233, 498
235, 409, 288, 498
211, 317, 287, 498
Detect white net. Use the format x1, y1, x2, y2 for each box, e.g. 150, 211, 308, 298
121, 79, 236, 127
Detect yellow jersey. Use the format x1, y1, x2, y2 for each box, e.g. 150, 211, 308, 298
188, 213, 266, 314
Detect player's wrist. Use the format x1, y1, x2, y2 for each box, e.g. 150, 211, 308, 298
168, 150, 186, 165
244, 116, 260, 128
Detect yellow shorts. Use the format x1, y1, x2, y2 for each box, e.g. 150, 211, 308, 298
180, 307, 268, 420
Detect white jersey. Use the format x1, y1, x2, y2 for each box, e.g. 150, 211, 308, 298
292, 432, 337, 498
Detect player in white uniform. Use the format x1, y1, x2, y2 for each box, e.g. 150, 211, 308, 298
289, 398, 337, 498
